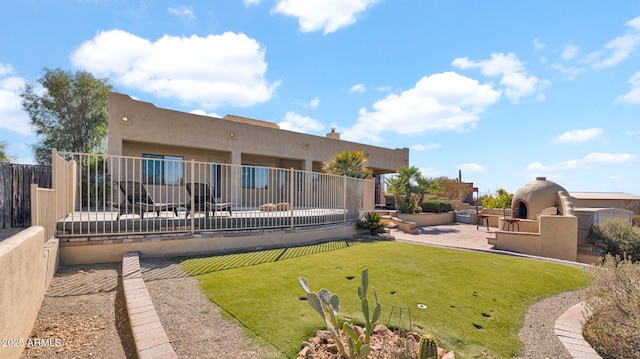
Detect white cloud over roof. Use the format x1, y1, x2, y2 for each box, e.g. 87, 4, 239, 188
457, 163, 485, 172
272, 0, 380, 34
342, 71, 501, 143
553, 128, 603, 143
278, 111, 324, 133
411, 143, 441, 151
0, 63, 31, 135
70, 30, 279, 109
452, 52, 548, 103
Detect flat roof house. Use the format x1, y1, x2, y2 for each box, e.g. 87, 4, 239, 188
107, 92, 409, 204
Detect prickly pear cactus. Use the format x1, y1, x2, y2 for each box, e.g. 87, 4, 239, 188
418, 334, 438, 359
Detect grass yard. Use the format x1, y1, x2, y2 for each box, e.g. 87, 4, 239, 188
179, 239, 587, 358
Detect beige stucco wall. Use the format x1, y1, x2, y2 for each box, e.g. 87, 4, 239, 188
0, 227, 59, 359
497, 218, 539, 233
107, 93, 409, 173
492, 215, 578, 261
59, 224, 358, 265
396, 212, 454, 226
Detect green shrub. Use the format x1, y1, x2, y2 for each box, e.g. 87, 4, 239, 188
420, 198, 453, 213
583, 255, 640, 359
358, 212, 385, 235
586, 219, 640, 261
634, 214, 640, 227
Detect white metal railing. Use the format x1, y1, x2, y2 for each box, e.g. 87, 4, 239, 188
52, 151, 374, 237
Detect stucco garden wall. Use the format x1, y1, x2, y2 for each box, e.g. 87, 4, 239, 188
490, 215, 578, 262
59, 223, 358, 265
0, 227, 59, 359
396, 212, 454, 227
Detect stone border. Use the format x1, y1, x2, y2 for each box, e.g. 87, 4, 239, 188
122, 252, 178, 359
554, 302, 602, 359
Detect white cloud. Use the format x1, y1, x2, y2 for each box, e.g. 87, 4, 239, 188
71, 30, 279, 109
190, 109, 222, 118
278, 111, 324, 133
243, 0, 262, 5
524, 152, 638, 171
533, 38, 545, 50
411, 143, 441, 151
452, 52, 547, 102
548, 63, 585, 80
626, 129, 640, 139
350, 83, 366, 93
307, 97, 320, 109
583, 152, 637, 164
272, 0, 380, 34
615, 71, 640, 104
418, 166, 443, 177
0, 63, 31, 135
561, 45, 579, 60
341, 71, 501, 143
457, 163, 485, 172
553, 128, 603, 143
587, 15, 640, 69
168, 6, 195, 21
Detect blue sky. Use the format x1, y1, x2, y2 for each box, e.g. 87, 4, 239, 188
1, 1, 639, 195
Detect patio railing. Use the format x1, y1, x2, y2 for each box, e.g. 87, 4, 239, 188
51, 151, 374, 238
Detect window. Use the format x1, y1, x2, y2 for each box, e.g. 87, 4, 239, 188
142, 154, 183, 185
242, 166, 268, 189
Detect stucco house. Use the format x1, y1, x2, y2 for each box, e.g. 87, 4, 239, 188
107, 92, 409, 204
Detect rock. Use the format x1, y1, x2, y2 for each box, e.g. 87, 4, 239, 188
442, 350, 455, 359
373, 323, 388, 334
298, 345, 314, 357
316, 330, 332, 342
308, 336, 321, 346
325, 344, 339, 354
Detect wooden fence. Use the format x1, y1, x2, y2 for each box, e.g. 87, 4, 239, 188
0, 163, 52, 228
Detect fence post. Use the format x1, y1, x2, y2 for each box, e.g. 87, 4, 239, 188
190, 159, 195, 235
343, 175, 347, 223
290, 168, 295, 229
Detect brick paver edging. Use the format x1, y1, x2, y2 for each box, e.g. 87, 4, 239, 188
554, 302, 602, 359
122, 252, 178, 359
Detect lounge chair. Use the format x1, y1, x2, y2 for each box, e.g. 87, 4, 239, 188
118, 181, 182, 219
185, 182, 233, 218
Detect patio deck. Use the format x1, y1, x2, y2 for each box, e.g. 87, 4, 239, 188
56, 208, 350, 237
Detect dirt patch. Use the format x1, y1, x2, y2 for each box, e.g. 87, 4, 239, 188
20, 263, 136, 359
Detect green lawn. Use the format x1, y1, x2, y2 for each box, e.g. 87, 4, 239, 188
179, 239, 587, 358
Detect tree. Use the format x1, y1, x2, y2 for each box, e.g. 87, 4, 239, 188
435, 176, 474, 201
20, 68, 112, 165
479, 189, 513, 208
385, 166, 437, 213
322, 150, 372, 179
0, 140, 17, 162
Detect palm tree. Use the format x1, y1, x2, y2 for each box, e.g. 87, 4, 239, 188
385, 166, 437, 213
322, 150, 372, 179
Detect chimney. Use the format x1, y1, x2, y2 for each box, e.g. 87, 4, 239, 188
326, 127, 340, 139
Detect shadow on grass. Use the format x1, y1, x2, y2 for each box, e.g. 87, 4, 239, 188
178, 238, 380, 277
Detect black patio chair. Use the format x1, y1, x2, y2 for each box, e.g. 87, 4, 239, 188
185, 182, 233, 218
118, 181, 182, 219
